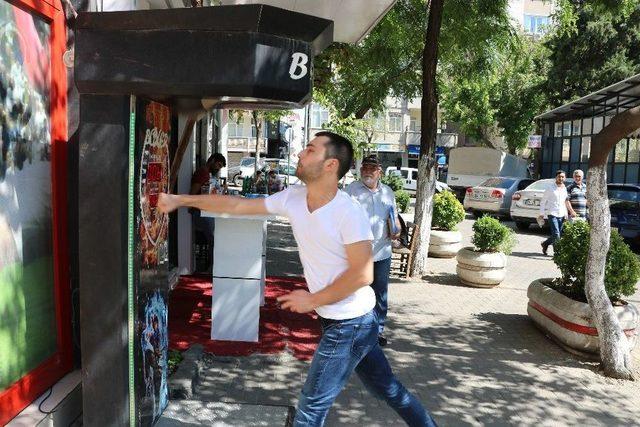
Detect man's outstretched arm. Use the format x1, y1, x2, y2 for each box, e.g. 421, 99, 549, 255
157, 192, 269, 216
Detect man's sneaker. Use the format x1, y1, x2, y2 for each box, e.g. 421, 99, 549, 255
378, 335, 388, 347
541, 242, 549, 256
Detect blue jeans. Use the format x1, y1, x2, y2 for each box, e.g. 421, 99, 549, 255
543, 215, 564, 248
294, 310, 437, 427
372, 257, 391, 335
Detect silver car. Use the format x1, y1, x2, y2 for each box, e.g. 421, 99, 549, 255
464, 177, 535, 219
510, 178, 574, 230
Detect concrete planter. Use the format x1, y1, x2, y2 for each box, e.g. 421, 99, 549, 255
527, 279, 639, 357
456, 247, 507, 288
429, 230, 462, 258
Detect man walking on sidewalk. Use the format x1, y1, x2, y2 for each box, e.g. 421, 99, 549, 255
566, 169, 588, 220
538, 169, 568, 255
157, 132, 436, 427
345, 154, 401, 347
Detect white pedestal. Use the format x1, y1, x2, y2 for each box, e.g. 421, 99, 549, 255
202, 212, 272, 342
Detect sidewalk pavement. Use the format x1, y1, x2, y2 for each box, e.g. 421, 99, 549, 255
187, 214, 640, 426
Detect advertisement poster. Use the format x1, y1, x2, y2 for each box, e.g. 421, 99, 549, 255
134, 99, 171, 424
0, 3, 57, 393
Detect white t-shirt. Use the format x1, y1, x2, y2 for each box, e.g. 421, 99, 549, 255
264, 186, 376, 319
540, 184, 568, 218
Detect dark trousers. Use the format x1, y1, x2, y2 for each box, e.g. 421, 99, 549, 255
543, 215, 564, 249
371, 257, 392, 335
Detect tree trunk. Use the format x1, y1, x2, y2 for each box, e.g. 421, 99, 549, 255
586, 105, 640, 379
411, 0, 444, 278
253, 111, 261, 178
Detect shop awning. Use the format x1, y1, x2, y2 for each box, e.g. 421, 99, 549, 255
219, 0, 397, 43
536, 73, 640, 122
74, 5, 333, 110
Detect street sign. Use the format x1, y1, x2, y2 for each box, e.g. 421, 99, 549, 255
528, 135, 542, 148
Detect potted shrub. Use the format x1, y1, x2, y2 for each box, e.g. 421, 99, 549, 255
456, 216, 515, 287
429, 191, 465, 257
527, 220, 640, 357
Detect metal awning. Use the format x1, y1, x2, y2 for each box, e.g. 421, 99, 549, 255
219, 0, 397, 44
536, 73, 640, 122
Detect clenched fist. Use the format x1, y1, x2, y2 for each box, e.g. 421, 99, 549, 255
157, 193, 179, 214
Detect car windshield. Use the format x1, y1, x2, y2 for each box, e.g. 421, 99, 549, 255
609, 188, 639, 208
525, 178, 574, 191
479, 178, 516, 189
241, 159, 255, 166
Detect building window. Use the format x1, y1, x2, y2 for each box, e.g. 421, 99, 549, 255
388, 113, 403, 132
409, 117, 420, 132
524, 15, 550, 35
310, 104, 329, 128
374, 113, 385, 131
228, 115, 245, 137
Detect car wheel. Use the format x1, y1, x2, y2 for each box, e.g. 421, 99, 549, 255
515, 221, 530, 231
233, 174, 243, 187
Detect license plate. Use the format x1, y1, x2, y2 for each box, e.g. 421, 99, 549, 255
524, 199, 540, 206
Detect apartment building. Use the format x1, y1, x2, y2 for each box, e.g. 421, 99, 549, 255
509, 0, 555, 36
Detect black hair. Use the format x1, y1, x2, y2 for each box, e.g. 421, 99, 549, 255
315, 131, 354, 179
555, 169, 566, 176
207, 153, 226, 167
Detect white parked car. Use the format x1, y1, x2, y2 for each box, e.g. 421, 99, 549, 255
464, 177, 535, 219
510, 178, 574, 230
385, 166, 450, 193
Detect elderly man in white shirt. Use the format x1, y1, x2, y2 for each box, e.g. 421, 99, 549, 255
538, 169, 568, 255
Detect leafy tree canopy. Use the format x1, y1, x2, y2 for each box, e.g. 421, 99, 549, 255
545, 0, 640, 106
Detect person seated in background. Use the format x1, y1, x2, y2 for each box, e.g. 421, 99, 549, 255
253, 169, 267, 194
268, 170, 284, 194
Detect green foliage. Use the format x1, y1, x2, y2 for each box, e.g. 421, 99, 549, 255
493, 40, 550, 154
395, 189, 411, 213
544, 1, 640, 106
553, 220, 640, 301
381, 173, 404, 192
314, 0, 513, 119
432, 191, 465, 231
168, 350, 183, 375
471, 216, 516, 254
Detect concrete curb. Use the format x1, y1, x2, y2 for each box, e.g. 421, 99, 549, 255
169, 344, 204, 400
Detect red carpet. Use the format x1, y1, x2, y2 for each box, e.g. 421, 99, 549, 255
169, 275, 321, 361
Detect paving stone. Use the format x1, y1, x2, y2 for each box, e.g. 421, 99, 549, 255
173, 216, 640, 426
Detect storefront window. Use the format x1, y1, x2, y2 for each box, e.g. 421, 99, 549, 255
615, 139, 628, 163
572, 120, 581, 136
561, 139, 570, 162
593, 116, 604, 134
581, 137, 591, 162
582, 117, 592, 135
554, 122, 562, 137
627, 138, 640, 163
0, 3, 56, 391
562, 121, 571, 136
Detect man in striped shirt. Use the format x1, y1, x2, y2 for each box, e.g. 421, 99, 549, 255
566, 169, 587, 219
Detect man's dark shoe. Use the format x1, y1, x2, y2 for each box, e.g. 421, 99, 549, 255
378, 335, 388, 347
541, 242, 548, 256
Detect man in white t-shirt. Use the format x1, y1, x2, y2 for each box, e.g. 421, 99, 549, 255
538, 169, 569, 255
158, 132, 436, 426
